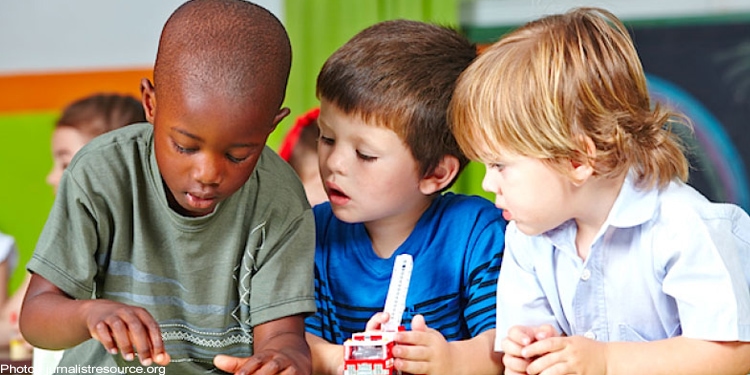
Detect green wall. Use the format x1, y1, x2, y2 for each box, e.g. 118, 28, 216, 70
0, 113, 56, 291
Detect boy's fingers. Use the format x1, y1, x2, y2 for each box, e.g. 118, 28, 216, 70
500, 336, 525, 356
392, 340, 429, 361
214, 354, 246, 373
394, 357, 429, 375
506, 325, 536, 346
92, 322, 118, 355
137, 309, 167, 365
534, 324, 557, 340
153, 352, 171, 366
113, 308, 158, 365
410, 314, 427, 332
502, 352, 532, 374
126, 320, 154, 365
365, 312, 389, 331
149, 338, 170, 366
107, 318, 135, 361
522, 337, 560, 359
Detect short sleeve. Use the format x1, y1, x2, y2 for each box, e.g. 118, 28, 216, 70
245, 207, 317, 327
462, 209, 505, 337
659, 204, 750, 340
27, 174, 101, 300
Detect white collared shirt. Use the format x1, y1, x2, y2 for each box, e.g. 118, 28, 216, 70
495, 175, 750, 350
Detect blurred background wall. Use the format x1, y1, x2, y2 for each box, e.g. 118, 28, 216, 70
1, 0, 749, 292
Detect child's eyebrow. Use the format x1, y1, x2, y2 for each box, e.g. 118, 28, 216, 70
54, 150, 73, 158
171, 127, 258, 148
172, 127, 202, 141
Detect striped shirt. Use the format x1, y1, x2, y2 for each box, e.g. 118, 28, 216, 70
306, 193, 506, 344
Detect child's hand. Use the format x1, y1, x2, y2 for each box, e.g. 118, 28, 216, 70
214, 315, 310, 374
500, 325, 557, 375
214, 350, 303, 375
521, 335, 606, 375
365, 312, 390, 331
388, 314, 452, 375
83, 299, 170, 366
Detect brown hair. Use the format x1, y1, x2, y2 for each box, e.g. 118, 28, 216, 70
450, 7, 690, 190
317, 19, 477, 187
56, 93, 145, 138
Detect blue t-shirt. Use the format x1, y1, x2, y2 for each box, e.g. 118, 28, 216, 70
305, 193, 506, 344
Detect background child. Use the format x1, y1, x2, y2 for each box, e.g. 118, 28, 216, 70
305, 19, 506, 375
45, 93, 146, 193
279, 107, 327, 206
20, 92, 145, 374
0, 231, 18, 345
449, 7, 750, 375
20, 1, 316, 374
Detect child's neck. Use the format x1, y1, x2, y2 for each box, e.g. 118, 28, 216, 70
573, 173, 627, 260
365, 197, 433, 259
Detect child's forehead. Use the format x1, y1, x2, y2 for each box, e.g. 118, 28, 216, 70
320, 101, 399, 130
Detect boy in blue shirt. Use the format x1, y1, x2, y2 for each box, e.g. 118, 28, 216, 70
305, 19, 507, 375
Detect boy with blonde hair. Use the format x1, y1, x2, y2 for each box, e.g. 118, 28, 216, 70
450, 7, 750, 375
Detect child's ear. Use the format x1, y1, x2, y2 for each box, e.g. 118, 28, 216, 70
418, 155, 460, 195
271, 107, 291, 131
570, 135, 596, 186
140, 78, 157, 124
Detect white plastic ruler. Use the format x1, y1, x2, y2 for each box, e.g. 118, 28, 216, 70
381, 254, 413, 332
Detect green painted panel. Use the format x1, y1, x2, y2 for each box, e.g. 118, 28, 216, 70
279, 0, 460, 153
451, 160, 493, 200
0, 113, 56, 292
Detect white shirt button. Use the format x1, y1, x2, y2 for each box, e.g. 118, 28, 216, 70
581, 268, 591, 281
583, 331, 596, 340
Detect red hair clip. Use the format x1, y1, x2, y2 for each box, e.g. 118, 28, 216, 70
278, 107, 320, 162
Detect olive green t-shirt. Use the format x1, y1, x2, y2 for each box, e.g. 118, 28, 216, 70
28, 123, 316, 374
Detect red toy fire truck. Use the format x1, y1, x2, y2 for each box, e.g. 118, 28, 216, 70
342, 254, 413, 375
343, 331, 400, 375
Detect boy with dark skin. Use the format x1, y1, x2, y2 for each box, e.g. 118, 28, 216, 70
20, 1, 315, 374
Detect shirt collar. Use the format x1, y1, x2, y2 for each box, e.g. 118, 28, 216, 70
543, 172, 658, 253
606, 171, 658, 228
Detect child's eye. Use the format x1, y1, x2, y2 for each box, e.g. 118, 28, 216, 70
357, 151, 377, 162
489, 162, 505, 171
319, 135, 334, 146
226, 154, 249, 163
173, 140, 196, 154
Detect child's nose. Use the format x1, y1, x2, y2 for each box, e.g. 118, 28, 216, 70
481, 174, 497, 194
325, 147, 346, 175
193, 154, 223, 185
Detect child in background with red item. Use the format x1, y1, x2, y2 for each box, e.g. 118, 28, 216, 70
279, 107, 328, 206
449, 7, 750, 375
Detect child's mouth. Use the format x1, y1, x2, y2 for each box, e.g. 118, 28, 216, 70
186, 192, 217, 209
327, 187, 350, 205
